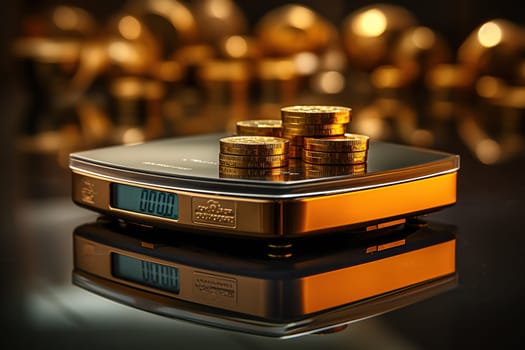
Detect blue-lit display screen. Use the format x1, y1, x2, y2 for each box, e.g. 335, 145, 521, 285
111, 183, 178, 220
112, 253, 180, 294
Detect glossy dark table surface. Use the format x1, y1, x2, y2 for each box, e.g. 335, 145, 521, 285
1, 90, 524, 349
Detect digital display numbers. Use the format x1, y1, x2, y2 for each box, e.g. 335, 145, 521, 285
111, 183, 178, 220
112, 253, 180, 294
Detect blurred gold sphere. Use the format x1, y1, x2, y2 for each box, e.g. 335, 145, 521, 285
191, 0, 248, 43
104, 13, 161, 75
391, 26, 452, 84
425, 64, 476, 91
48, 5, 98, 37
105, 38, 159, 75
341, 4, 417, 70
125, 0, 199, 58
14, 5, 97, 64
458, 19, 525, 81
217, 35, 261, 60
255, 4, 335, 56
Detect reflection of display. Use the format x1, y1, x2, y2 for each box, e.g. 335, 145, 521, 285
112, 253, 180, 294
73, 218, 457, 338
112, 183, 179, 220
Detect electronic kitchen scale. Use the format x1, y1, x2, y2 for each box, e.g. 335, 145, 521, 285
72, 218, 457, 338
69, 133, 459, 239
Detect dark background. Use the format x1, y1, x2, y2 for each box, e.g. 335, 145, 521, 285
1, 1, 525, 349
2, 0, 525, 92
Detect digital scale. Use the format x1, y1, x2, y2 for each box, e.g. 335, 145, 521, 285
69, 133, 459, 240
73, 218, 457, 338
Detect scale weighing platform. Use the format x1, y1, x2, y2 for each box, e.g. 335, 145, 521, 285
69, 133, 459, 240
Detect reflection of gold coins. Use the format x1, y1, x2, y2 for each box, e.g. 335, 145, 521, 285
281, 133, 305, 159
288, 145, 302, 158
219, 173, 287, 181
304, 134, 370, 152
280, 133, 305, 145
219, 136, 288, 156
303, 149, 367, 165
236, 120, 282, 137
303, 163, 367, 178
219, 166, 287, 180
219, 153, 289, 168
287, 158, 303, 170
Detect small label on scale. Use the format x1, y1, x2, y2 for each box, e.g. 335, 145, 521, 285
80, 178, 97, 205
192, 198, 236, 227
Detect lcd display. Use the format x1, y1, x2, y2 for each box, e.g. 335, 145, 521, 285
111, 183, 178, 220
112, 253, 180, 294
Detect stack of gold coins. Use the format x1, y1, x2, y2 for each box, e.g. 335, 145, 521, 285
302, 133, 370, 165
281, 106, 351, 158
219, 136, 289, 178
236, 120, 282, 137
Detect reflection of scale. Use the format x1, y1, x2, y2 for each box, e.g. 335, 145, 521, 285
69, 133, 459, 247
73, 218, 457, 338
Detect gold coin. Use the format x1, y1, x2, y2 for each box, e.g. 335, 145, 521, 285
282, 114, 350, 125
219, 166, 287, 179
303, 149, 368, 165
219, 153, 289, 168
281, 105, 351, 123
303, 133, 370, 152
303, 163, 366, 178
282, 113, 350, 125
220, 136, 289, 156
282, 123, 346, 136
236, 119, 282, 136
